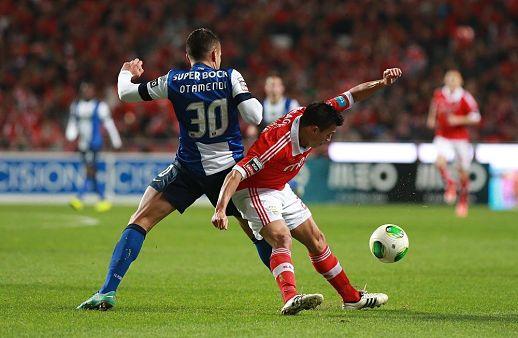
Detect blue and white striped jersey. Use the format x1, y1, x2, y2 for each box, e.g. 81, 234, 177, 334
66, 99, 122, 152
134, 63, 261, 176
262, 96, 300, 125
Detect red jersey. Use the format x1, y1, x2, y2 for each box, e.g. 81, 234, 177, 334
234, 90, 354, 191
431, 87, 479, 140
235, 108, 311, 190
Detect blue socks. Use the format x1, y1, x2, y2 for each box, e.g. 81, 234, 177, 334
77, 178, 91, 199
97, 224, 270, 294
92, 177, 105, 200
99, 224, 146, 294
253, 238, 272, 269
78, 176, 105, 200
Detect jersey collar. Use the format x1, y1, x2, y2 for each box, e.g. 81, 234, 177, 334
441, 86, 464, 102
291, 116, 310, 156
191, 62, 214, 71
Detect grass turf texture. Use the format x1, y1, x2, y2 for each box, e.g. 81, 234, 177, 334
1, 204, 517, 337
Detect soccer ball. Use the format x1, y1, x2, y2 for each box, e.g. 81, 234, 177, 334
369, 224, 409, 263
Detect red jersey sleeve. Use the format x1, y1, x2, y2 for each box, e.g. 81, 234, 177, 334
325, 90, 354, 112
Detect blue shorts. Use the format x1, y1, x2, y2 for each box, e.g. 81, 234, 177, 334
149, 160, 240, 216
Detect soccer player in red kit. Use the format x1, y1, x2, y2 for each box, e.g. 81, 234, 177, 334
212, 68, 402, 315
427, 70, 481, 217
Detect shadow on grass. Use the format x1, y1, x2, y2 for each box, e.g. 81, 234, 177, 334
5, 283, 517, 325
329, 308, 518, 324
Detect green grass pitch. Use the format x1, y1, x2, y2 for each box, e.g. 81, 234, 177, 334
1, 204, 517, 337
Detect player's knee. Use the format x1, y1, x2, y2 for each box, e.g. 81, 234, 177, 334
313, 231, 327, 253
128, 209, 157, 232
306, 230, 326, 253
436, 157, 446, 167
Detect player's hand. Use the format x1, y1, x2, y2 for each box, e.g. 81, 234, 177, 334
211, 209, 228, 230
382, 68, 402, 85
121, 58, 144, 81
448, 115, 462, 126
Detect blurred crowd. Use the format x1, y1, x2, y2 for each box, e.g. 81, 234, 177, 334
1, 0, 516, 151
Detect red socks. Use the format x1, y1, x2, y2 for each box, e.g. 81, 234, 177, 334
270, 248, 298, 303
310, 246, 360, 303
459, 175, 469, 204
438, 165, 455, 188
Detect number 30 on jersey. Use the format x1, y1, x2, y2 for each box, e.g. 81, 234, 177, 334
186, 99, 228, 138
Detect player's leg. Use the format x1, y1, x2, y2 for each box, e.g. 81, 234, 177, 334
454, 141, 473, 217
258, 219, 323, 315
98, 162, 201, 292
258, 219, 297, 303
90, 151, 111, 212
204, 169, 272, 269
232, 188, 322, 315
78, 162, 201, 310
235, 216, 272, 268
290, 217, 388, 310
290, 217, 360, 302
70, 151, 91, 210
77, 186, 176, 310
98, 186, 174, 292
279, 184, 387, 310
434, 136, 456, 204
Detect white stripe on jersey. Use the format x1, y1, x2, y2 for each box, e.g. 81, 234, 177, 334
259, 131, 290, 163
195, 141, 237, 175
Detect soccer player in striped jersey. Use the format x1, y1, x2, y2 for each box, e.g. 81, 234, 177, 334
212, 68, 402, 315
66, 82, 122, 212
249, 75, 302, 194
77, 28, 271, 310
259, 75, 300, 133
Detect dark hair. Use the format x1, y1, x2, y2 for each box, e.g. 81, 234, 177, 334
186, 28, 220, 61
300, 102, 344, 130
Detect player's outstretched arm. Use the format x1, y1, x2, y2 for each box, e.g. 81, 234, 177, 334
349, 68, 402, 102
326, 68, 402, 112
117, 58, 169, 103
212, 169, 243, 230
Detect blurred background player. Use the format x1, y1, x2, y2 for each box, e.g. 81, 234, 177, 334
248, 75, 302, 194
66, 82, 122, 212
258, 75, 300, 133
427, 70, 481, 217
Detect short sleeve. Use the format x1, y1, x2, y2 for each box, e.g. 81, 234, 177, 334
230, 69, 252, 102
137, 73, 169, 101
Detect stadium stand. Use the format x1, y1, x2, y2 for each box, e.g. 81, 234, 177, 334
1, 0, 516, 151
